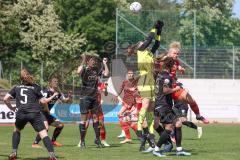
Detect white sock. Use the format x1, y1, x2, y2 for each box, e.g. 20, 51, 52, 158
154, 146, 160, 152
176, 147, 183, 151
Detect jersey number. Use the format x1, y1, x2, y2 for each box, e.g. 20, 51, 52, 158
20, 88, 28, 104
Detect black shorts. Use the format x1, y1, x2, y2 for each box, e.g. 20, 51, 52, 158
41, 112, 56, 125
154, 106, 177, 124
173, 101, 188, 117
15, 112, 46, 132
79, 96, 98, 114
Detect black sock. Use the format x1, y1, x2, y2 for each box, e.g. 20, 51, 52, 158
175, 127, 182, 147
93, 122, 100, 140
34, 134, 41, 144
143, 127, 149, 136
52, 126, 63, 142
12, 131, 20, 152
42, 136, 54, 153
79, 123, 86, 142
155, 125, 164, 136
147, 134, 155, 148
157, 129, 171, 148
183, 121, 198, 129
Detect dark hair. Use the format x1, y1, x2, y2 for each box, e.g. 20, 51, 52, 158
20, 69, 35, 85
162, 57, 175, 71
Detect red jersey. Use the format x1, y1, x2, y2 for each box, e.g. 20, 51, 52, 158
121, 79, 138, 107
97, 82, 107, 104
170, 59, 180, 81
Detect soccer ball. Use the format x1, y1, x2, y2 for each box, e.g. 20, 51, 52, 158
130, 2, 142, 13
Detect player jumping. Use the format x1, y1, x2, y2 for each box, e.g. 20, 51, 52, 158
77, 54, 109, 148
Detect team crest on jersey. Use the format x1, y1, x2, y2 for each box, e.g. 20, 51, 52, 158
164, 79, 170, 84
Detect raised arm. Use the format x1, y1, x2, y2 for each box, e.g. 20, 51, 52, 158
102, 58, 109, 77
77, 54, 86, 75
151, 20, 164, 54
138, 20, 164, 54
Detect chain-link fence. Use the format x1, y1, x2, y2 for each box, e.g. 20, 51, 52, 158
116, 9, 240, 79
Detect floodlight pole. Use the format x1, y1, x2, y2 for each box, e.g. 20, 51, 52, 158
193, 10, 196, 79
233, 46, 235, 80
116, 8, 118, 58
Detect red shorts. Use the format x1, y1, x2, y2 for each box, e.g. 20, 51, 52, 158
172, 88, 184, 100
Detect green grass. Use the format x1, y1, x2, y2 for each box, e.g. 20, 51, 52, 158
0, 123, 239, 160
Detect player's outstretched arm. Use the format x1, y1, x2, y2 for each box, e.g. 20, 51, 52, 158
102, 58, 109, 77
138, 20, 164, 52
40, 92, 59, 105
77, 54, 86, 75
151, 20, 164, 54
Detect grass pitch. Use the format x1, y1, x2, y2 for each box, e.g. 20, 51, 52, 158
0, 123, 239, 160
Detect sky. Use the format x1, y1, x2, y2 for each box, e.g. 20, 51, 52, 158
233, 0, 240, 18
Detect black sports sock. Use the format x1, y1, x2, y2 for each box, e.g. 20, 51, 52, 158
143, 127, 150, 136
183, 121, 198, 129
34, 134, 41, 144
93, 122, 100, 140
155, 125, 164, 136
52, 127, 63, 141
147, 133, 155, 148
79, 123, 86, 142
157, 129, 171, 148
42, 136, 54, 153
175, 127, 182, 147
12, 131, 20, 152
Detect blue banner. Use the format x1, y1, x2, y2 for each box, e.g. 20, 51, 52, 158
50, 103, 121, 123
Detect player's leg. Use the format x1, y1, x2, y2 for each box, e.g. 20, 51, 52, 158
178, 91, 209, 124
99, 107, 110, 147
174, 118, 191, 156
92, 111, 103, 148
154, 123, 173, 157
32, 113, 49, 148
137, 98, 150, 131
77, 112, 91, 147
143, 111, 157, 153
31, 112, 57, 159
50, 120, 64, 147
9, 114, 27, 160
79, 97, 90, 148
120, 121, 132, 144
91, 98, 104, 148
118, 105, 128, 138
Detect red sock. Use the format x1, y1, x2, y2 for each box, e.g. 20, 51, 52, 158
189, 101, 200, 115
100, 125, 106, 140
121, 122, 131, 139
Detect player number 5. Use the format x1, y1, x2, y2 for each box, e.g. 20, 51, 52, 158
20, 88, 28, 104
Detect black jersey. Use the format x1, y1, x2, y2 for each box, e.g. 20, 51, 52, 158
8, 84, 44, 113
42, 88, 65, 111
155, 71, 173, 108
80, 67, 102, 97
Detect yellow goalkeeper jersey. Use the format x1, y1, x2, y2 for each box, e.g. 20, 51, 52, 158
137, 49, 155, 100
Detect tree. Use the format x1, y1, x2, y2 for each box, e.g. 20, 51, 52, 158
1, 0, 89, 85
179, 0, 240, 46
54, 0, 129, 57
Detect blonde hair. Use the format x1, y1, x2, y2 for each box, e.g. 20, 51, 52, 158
169, 41, 181, 50
20, 69, 35, 85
